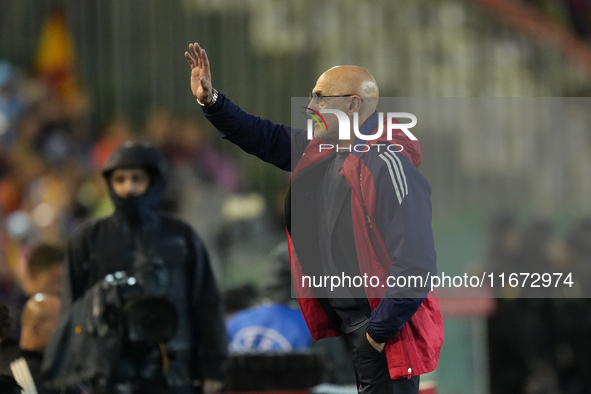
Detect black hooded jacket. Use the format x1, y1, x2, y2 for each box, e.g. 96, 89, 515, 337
60, 142, 227, 385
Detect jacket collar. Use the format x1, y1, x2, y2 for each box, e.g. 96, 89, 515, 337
293, 111, 379, 178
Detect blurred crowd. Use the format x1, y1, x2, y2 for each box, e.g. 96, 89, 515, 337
481, 212, 591, 394
0, 59, 270, 299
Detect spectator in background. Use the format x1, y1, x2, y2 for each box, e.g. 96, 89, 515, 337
1, 145, 46, 217
5, 244, 64, 341
517, 219, 558, 394
225, 242, 356, 385
564, 218, 591, 288
0, 171, 23, 215
519, 218, 553, 274
485, 215, 591, 394
34, 92, 78, 166
482, 211, 521, 278
485, 211, 526, 394
12, 112, 42, 165
226, 242, 312, 352
159, 116, 245, 276
550, 217, 591, 297
517, 218, 554, 299
173, 119, 242, 193
0, 294, 61, 394
145, 109, 175, 156
550, 218, 591, 393
222, 284, 259, 321
91, 117, 136, 171
144, 110, 183, 213
0, 61, 25, 151
21, 244, 64, 298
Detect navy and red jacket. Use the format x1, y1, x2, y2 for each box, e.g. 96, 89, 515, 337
203, 94, 444, 379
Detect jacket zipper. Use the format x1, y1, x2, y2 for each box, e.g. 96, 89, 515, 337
361, 167, 411, 380
359, 174, 372, 229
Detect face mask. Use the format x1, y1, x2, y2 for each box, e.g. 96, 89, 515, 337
112, 194, 143, 228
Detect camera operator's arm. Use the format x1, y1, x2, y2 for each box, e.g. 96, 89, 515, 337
189, 231, 227, 389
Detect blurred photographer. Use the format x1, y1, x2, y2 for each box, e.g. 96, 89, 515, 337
47, 142, 227, 394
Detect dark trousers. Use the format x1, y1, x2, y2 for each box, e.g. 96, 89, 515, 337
345, 325, 420, 394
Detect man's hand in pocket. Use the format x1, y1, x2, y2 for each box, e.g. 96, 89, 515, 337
366, 332, 385, 353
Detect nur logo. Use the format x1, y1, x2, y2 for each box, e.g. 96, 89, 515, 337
303, 107, 329, 134
303, 108, 419, 152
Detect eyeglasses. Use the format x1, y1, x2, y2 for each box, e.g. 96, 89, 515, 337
308, 93, 364, 106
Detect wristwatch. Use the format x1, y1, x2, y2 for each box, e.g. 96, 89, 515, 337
196, 88, 218, 107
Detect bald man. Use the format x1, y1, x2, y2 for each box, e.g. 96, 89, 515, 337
1, 294, 61, 394
185, 43, 443, 394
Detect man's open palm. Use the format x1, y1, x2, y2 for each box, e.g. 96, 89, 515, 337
185, 42, 213, 104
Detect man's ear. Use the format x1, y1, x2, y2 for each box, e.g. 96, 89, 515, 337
348, 97, 362, 114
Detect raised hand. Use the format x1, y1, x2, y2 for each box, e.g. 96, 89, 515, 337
185, 42, 214, 106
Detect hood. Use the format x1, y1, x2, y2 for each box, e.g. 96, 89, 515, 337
102, 141, 168, 228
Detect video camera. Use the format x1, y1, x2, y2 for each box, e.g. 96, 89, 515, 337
89, 269, 177, 347
84, 249, 180, 393
42, 249, 182, 394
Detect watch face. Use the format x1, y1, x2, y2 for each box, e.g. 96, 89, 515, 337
198, 89, 217, 107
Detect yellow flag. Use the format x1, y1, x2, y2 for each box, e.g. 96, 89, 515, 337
35, 8, 79, 100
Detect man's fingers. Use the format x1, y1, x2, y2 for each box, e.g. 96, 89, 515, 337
184, 51, 195, 68
187, 43, 199, 68
194, 43, 204, 70
195, 43, 205, 70
188, 43, 198, 68
191, 43, 201, 67
201, 48, 210, 75
186, 42, 211, 76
